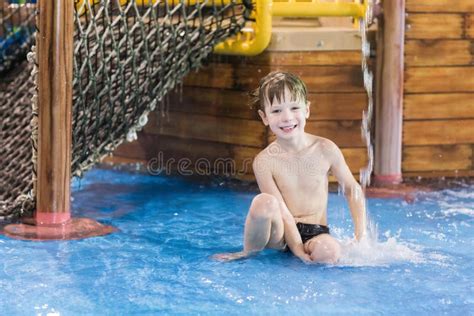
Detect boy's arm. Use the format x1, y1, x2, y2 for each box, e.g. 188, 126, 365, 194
253, 156, 311, 262
327, 142, 367, 240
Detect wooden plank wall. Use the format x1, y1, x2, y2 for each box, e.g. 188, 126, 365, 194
111, 2, 474, 181
112, 49, 370, 181
403, 0, 474, 177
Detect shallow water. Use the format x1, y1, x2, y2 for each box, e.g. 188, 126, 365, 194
1, 169, 473, 315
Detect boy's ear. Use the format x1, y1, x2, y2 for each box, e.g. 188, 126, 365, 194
258, 109, 269, 126
305, 101, 311, 119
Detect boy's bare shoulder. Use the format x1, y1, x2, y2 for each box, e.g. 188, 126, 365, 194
252, 143, 278, 175
254, 141, 279, 161
306, 134, 339, 152
307, 135, 344, 164
252, 141, 286, 171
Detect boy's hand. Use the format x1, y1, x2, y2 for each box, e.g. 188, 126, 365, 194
296, 252, 312, 263
292, 247, 312, 263
355, 229, 366, 242
212, 251, 250, 262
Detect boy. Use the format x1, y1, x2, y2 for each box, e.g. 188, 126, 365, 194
215, 71, 367, 264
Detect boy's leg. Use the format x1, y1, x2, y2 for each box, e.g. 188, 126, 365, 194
304, 234, 341, 264
243, 193, 285, 252
213, 193, 284, 261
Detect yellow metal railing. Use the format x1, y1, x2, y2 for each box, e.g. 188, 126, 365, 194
214, 0, 273, 56
273, 0, 365, 18
216, 0, 367, 56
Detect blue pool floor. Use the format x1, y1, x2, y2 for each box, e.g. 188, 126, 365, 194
1, 168, 473, 315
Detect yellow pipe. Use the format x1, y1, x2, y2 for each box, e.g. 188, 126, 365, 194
213, 0, 272, 56
273, 2, 365, 18
215, 0, 366, 55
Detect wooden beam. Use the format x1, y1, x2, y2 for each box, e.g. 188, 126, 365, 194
406, 0, 474, 13
467, 14, 474, 38
374, 0, 405, 184
243, 50, 363, 66
308, 93, 366, 121
145, 112, 266, 147
403, 119, 474, 145
114, 134, 260, 166
403, 145, 472, 171
236, 66, 365, 92
168, 87, 366, 121
406, 14, 464, 39
405, 40, 473, 66
405, 67, 474, 93
404, 93, 474, 119
36, 0, 74, 224
184, 64, 365, 92
167, 88, 258, 120
114, 134, 260, 177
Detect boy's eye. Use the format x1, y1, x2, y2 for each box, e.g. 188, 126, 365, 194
271, 109, 281, 113
291, 107, 300, 110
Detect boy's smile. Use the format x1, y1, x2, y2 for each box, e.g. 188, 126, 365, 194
280, 124, 297, 133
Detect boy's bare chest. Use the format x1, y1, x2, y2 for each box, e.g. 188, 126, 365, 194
270, 153, 331, 197
271, 155, 330, 217
270, 152, 331, 181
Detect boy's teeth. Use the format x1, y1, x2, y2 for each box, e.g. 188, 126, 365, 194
281, 125, 296, 132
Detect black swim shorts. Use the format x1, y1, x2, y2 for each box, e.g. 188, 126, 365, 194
296, 222, 330, 243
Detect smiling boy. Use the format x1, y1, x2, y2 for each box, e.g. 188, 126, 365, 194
215, 71, 367, 264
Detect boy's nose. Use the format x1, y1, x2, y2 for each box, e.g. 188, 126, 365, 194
281, 109, 293, 121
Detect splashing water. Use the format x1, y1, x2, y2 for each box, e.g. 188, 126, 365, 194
330, 184, 426, 267
336, 219, 425, 267
337, 1, 411, 261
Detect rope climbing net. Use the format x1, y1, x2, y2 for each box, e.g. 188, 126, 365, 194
0, 0, 251, 219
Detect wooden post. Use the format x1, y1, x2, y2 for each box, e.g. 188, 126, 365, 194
374, 0, 405, 185
36, 0, 74, 224
1, 0, 116, 240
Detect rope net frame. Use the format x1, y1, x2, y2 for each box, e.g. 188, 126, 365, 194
0, 0, 251, 220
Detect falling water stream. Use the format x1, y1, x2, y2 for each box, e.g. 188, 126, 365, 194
358, 1, 375, 189
336, 2, 397, 257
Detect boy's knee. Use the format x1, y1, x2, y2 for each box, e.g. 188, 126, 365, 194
329, 241, 341, 263
309, 236, 341, 264
249, 193, 279, 219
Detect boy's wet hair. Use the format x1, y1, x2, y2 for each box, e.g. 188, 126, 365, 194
250, 71, 308, 112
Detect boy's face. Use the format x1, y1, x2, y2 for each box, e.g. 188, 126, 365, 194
258, 86, 310, 141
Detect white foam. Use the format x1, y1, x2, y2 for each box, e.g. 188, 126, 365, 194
445, 189, 474, 199
441, 208, 474, 217
336, 237, 424, 267
334, 220, 425, 267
